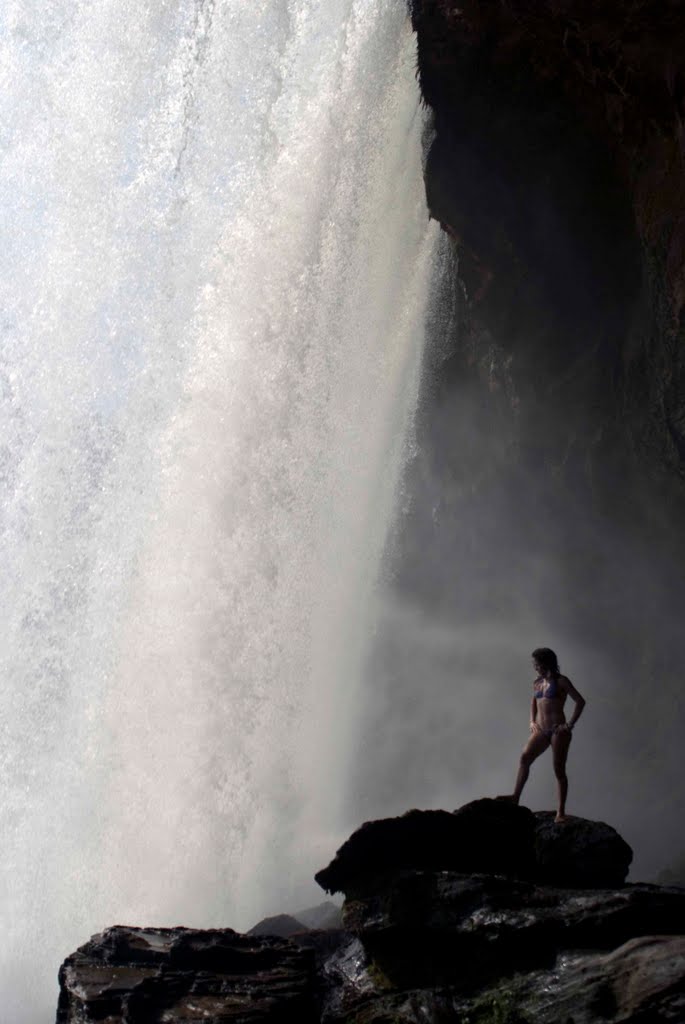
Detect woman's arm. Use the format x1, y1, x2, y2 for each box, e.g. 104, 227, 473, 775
561, 676, 586, 729
530, 695, 538, 731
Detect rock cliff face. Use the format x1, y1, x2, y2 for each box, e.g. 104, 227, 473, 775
413, 0, 685, 481
57, 800, 685, 1022
405, 0, 685, 599
357, 1, 685, 876
406, 0, 685, 589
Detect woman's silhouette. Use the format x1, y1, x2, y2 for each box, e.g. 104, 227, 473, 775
510, 647, 586, 822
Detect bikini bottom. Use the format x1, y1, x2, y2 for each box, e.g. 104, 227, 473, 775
539, 725, 569, 739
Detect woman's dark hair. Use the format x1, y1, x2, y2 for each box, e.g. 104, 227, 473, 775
532, 647, 560, 677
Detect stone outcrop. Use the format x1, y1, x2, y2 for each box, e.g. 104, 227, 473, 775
57, 801, 684, 1022
56, 925, 318, 1023
316, 799, 632, 895
312, 799, 683, 1022
341, 871, 685, 989
320, 935, 685, 1024
533, 810, 633, 888
494, 935, 685, 1024
413, 0, 685, 481
247, 914, 307, 939
247, 903, 343, 940
315, 801, 536, 894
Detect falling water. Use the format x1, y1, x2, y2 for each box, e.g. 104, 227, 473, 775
0, 1, 438, 1018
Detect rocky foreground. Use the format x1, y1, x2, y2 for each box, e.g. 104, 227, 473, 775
57, 800, 685, 1022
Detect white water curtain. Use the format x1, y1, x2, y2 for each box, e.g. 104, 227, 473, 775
0, 2, 438, 1018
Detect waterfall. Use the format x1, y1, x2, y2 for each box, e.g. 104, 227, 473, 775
0, 1, 438, 1018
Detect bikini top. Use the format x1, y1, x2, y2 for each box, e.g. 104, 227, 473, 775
534, 675, 562, 700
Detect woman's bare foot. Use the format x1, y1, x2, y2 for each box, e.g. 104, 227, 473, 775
554, 812, 569, 823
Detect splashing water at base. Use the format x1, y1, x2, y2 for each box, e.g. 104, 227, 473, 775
0, 1, 439, 1018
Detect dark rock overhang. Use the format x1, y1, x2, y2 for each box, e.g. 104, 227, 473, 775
412, 0, 685, 482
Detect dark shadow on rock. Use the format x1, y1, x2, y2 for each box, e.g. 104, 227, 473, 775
315, 798, 632, 897
315, 799, 536, 896
56, 926, 318, 1024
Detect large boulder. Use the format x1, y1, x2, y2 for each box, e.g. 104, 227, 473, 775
315, 799, 536, 895
534, 810, 633, 887
247, 914, 307, 939
313, 801, 675, 1015
319, 936, 685, 1024
508, 934, 685, 1024
247, 902, 343, 939
341, 872, 685, 988
315, 799, 633, 897
56, 925, 317, 1023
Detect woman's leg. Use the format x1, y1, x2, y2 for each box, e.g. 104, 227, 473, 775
551, 729, 572, 821
512, 729, 551, 804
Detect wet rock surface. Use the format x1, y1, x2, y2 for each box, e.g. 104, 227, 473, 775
510, 935, 685, 1024
312, 801, 683, 1022
533, 810, 633, 888
341, 871, 685, 989
321, 936, 685, 1024
56, 803, 684, 1021
56, 925, 318, 1023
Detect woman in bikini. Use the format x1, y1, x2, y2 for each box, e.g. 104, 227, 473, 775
510, 647, 586, 822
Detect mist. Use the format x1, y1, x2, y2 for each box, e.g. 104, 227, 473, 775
349, 247, 685, 885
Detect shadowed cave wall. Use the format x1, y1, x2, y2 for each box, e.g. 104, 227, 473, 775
348, 0, 685, 880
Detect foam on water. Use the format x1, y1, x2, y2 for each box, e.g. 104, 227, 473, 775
0, 1, 438, 1017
